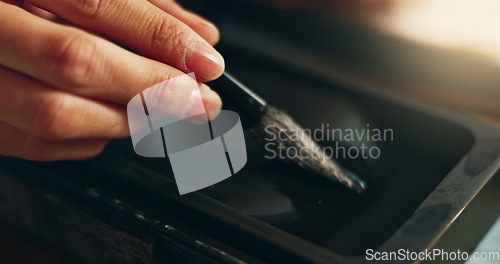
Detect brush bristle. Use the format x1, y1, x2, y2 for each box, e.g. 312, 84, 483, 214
250, 105, 366, 194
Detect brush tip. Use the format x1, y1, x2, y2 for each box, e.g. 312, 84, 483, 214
313, 158, 367, 194
253, 105, 368, 194
338, 167, 368, 194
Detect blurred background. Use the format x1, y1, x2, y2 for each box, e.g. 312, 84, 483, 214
2, 0, 500, 263
188, 0, 500, 124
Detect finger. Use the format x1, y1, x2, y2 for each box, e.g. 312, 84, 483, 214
147, 0, 220, 45
0, 4, 222, 115
0, 121, 108, 161
21, 2, 59, 21
0, 66, 130, 141
1, 0, 20, 6
23, 0, 225, 81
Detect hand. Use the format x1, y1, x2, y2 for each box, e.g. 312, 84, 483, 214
0, 0, 224, 161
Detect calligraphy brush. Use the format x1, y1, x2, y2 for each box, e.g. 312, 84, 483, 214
210, 72, 367, 194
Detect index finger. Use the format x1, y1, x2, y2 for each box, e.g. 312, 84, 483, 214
24, 0, 225, 82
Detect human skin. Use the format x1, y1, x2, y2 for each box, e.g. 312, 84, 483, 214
0, 0, 224, 161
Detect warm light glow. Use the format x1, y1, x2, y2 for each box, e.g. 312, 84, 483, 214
376, 0, 500, 66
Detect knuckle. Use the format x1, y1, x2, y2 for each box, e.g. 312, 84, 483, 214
131, 67, 175, 99
106, 118, 129, 138
148, 15, 187, 53
78, 0, 104, 18
33, 94, 78, 140
141, 72, 193, 118
45, 33, 97, 88
146, 68, 178, 89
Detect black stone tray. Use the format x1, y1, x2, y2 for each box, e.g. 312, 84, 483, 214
0, 51, 499, 263
1, 1, 500, 263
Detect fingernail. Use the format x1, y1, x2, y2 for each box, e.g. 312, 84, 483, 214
184, 85, 206, 118
185, 42, 225, 80
184, 84, 221, 124
199, 84, 221, 120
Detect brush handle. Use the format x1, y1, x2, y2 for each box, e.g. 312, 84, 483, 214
209, 72, 267, 126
